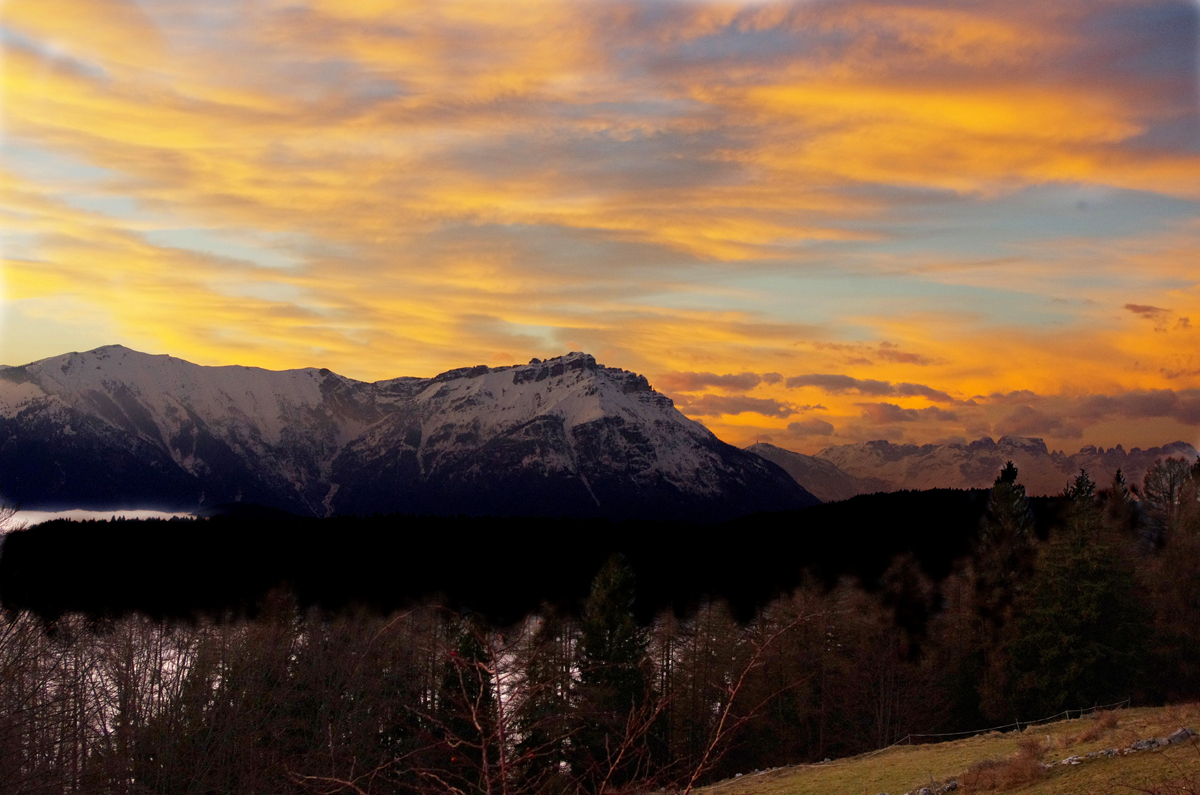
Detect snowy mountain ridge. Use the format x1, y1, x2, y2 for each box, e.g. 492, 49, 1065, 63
0, 346, 815, 520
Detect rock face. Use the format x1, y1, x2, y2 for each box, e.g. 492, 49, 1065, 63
812, 436, 1199, 497
744, 443, 889, 503
0, 346, 817, 521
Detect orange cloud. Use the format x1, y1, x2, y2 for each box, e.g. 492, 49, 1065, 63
2, 0, 166, 67
2, 0, 1199, 455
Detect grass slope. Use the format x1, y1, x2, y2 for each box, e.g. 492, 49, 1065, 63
702, 704, 1200, 795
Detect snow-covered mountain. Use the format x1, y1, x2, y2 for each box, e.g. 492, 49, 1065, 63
808, 436, 1199, 497
0, 346, 816, 520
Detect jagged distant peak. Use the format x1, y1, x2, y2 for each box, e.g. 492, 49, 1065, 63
817, 435, 1050, 458
994, 435, 1050, 454
814, 435, 1198, 497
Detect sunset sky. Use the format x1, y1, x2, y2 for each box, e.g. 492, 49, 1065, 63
2, 0, 1199, 453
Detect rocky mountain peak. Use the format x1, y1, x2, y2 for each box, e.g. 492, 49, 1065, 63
995, 435, 1050, 456
1, 346, 815, 521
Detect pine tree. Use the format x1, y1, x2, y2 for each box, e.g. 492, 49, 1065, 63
572, 554, 652, 792
1064, 467, 1096, 500
1101, 468, 1139, 535
974, 462, 1035, 629
579, 555, 646, 707
986, 461, 1034, 541
1009, 469, 1148, 717
966, 463, 1037, 721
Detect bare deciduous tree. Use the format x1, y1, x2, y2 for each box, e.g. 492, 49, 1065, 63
1143, 458, 1197, 537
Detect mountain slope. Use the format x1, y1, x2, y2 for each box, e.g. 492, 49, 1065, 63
744, 442, 888, 502
0, 346, 816, 520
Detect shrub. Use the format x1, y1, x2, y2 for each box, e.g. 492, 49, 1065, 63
961, 738, 1047, 791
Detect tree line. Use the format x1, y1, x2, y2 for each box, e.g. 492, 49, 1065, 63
1, 456, 1199, 794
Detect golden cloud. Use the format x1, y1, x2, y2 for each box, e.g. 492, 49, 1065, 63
2, 0, 1198, 451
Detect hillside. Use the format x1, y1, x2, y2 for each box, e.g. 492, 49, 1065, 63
745, 442, 889, 502
701, 704, 1200, 795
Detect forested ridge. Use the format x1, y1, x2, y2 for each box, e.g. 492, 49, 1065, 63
1, 457, 1199, 795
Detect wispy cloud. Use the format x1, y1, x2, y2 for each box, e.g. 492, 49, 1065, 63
1, 0, 1198, 452
658, 371, 770, 393
857, 402, 959, 424
787, 419, 835, 437
785, 374, 957, 403
675, 394, 800, 418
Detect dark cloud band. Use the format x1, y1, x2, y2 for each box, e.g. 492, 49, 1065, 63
786, 374, 955, 403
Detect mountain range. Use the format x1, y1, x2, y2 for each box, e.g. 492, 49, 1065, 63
0, 346, 816, 521
748, 436, 1198, 500
3, 345, 1194, 519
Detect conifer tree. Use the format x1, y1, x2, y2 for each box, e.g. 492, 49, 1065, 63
965, 463, 1037, 721
986, 461, 1034, 540
974, 462, 1035, 629
579, 555, 649, 711
1009, 469, 1148, 718
1104, 469, 1136, 533
1063, 469, 1100, 533
573, 554, 652, 792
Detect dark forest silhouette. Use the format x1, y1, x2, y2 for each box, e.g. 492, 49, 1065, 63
1, 458, 1199, 794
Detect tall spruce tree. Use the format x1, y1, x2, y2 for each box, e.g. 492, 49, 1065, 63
974, 461, 1035, 629
1104, 469, 1136, 534
579, 556, 646, 706
964, 462, 1037, 721
573, 554, 652, 792
1008, 469, 1148, 718
988, 461, 1034, 539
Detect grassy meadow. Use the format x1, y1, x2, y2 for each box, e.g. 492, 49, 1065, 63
701, 704, 1200, 795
